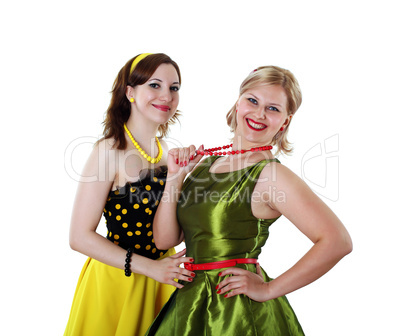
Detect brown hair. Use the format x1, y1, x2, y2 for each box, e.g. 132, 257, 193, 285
101, 53, 181, 149
226, 66, 302, 156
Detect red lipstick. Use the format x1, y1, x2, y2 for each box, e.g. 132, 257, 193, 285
246, 118, 267, 131
153, 104, 170, 112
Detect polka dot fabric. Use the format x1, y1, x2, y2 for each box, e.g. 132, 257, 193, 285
103, 166, 168, 259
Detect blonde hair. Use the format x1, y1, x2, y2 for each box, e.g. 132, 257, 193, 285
226, 66, 302, 156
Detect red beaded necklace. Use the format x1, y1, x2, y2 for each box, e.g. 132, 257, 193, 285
196, 144, 273, 156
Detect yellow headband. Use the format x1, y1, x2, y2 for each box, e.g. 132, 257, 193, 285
130, 53, 153, 74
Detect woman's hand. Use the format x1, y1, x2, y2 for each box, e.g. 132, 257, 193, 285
151, 145, 204, 250
145, 249, 195, 289
216, 264, 270, 302
167, 144, 204, 178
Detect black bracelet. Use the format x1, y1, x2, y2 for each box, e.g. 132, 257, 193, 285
125, 248, 134, 277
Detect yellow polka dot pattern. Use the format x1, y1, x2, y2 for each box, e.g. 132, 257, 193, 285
103, 167, 169, 260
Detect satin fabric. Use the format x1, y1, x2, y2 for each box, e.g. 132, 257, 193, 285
147, 157, 304, 335
64, 249, 176, 336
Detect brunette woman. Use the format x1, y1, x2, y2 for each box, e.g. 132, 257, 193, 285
64, 53, 194, 336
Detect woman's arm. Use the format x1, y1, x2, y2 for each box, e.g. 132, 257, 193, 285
69, 140, 194, 287
217, 163, 352, 301
261, 163, 353, 300
69, 139, 123, 265
153, 145, 202, 249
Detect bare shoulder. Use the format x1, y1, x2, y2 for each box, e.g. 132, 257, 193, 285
258, 160, 328, 217
88, 138, 118, 167
95, 137, 118, 152
259, 161, 305, 190
254, 160, 315, 212
82, 138, 118, 183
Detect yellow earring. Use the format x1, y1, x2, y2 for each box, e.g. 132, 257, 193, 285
130, 98, 135, 103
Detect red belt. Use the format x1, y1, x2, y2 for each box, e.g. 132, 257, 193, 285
184, 258, 258, 271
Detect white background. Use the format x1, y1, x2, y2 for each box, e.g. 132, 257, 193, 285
1, 1, 401, 335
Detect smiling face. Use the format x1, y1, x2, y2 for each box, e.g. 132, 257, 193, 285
234, 84, 290, 148
128, 63, 180, 126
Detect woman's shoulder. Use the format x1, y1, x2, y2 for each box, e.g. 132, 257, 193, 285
94, 137, 126, 159
258, 159, 308, 193
88, 138, 120, 170
95, 137, 118, 151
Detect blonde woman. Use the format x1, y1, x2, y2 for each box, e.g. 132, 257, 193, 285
147, 66, 352, 335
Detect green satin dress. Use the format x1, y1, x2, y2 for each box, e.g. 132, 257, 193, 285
147, 156, 305, 335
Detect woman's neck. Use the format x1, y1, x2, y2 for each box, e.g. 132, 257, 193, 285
231, 135, 269, 151
125, 116, 159, 154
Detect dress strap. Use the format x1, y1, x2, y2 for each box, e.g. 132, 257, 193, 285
182, 156, 218, 191
242, 158, 281, 189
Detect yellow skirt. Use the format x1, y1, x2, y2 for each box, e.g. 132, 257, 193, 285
64, 248, 176, 336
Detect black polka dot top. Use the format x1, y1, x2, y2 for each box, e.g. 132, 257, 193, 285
103, 166, 169, 260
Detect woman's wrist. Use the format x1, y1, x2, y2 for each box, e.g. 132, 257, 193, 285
124, 248, 134, 276
141, 259, 158, 279
262, 282, 274, 301
163, 178, 184, 204
129, 253, 151, 276
166, 172, 185, 186
262, 280, 282, 301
